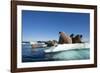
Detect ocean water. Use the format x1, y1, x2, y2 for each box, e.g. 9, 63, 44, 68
22, 44, 90, 62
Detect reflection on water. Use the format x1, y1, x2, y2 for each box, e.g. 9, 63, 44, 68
22, 44, 90, 62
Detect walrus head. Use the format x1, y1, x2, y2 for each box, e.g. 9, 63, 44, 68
59, 32, 61, 34
70, 34, 74, 38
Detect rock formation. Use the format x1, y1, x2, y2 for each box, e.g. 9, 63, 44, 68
58, 32, 72, 44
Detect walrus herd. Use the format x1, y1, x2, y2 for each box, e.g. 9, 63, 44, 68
32, 31, 83, 48
58, 32, 83, 44
45, 32, 83, 47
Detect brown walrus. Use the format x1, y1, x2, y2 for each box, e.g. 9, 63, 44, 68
58, 32, 72, 44
70, 34, 83, 43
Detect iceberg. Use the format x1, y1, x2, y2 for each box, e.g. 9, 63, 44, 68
44, 43, 90, 53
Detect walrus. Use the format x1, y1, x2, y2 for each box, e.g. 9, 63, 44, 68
45, 40, 58, 47
45, 40, 55, 47
74, 34, 83, 43
70, 34, 75, 43
58, 32, 72, 44
70, 34, 83, 43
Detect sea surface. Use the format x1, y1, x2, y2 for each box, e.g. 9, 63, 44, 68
22, 43, 90, 62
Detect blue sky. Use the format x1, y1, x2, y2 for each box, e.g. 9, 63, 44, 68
22, 10, 90, 42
